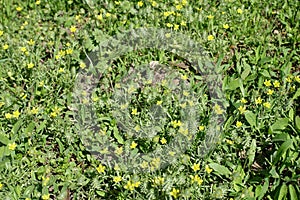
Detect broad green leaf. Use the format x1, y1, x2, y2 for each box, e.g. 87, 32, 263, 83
226, 78, 240, 91
288, 109, 294, 121
23, 185, 35, 196
273, 139, 293, 165
0, 134, 10, 145
245, 111, 257, 128
289, 184, 299, 200
271, 118, 289, 132
96, 190, 105, 197
278, 183, 287, 200
12, 119, 23, 134
209, 163, 231, 177
241, 64, 251, 80
295, 116, 300, 131
255, 178, 269, 200
292, 88, 300, 100
25, 122, 35, 134
113, 127, 124, 144
247, 139, 256, 167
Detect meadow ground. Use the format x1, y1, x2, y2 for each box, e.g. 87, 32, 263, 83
0, 0, 299, 199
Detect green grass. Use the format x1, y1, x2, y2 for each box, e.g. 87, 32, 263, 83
0, 0, 299, 199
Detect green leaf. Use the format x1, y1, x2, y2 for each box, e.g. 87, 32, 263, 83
273, 139, 293, 165
96, 190, 106, 197
278, 183, 287, 200
295, 116, 300, 131
255, 178, 269, 199
0, 134, 10, 145
12, 119, 23, 134
241, 64, 251, 80
23, 185, 35, 196
271, 118, 289, 132
289, 184, 299, 200
113, 127, 124, 144
245, 111, 257, 128
25, 122, 35, 134
209, 163, 231, 177
247, 139, 256, 167
292, 88, 300, 100
226, 78, 240, 91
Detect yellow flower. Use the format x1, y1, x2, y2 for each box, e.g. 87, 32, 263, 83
16, 6, 23, 11
5, 113, 12, 119
70, 26, 77, 33
182, 0, 187, 6
97, 14, 103, 21
207, 35, 214, 41
0, 182, 3, 189
114, 146, 123, 155
180, 21, 187, 26
79, 62, 86, 69
8, 142, 17, 151
170, 188, 180, 198
255, 97, 262, 104
223, 24, 229, 29
41, 194, 50, 200
113, 165, 121, 172
66, 48, 73, 55
131, 108, 138, 115
115, 1, 120, 5
165, 33, 171, 38
12, 110, 21, 118
28, 39, 35, 45
20, 47, 27, 52
176, 4, 183, 10
151, 1, 157, 7
166, 23, 173, 28
130, 141, 138, 149
134, 124, 141, 132
238, 106, 246, 114
240, 98, 247, 104
2, 44, 9, 50
273, 80, 280, 88
153, 176, 164, 185
226, 139, 234, 145
192, 163, 200, 172
36, 1, 41, 5
237, 8, 243, 14
96, 164, 106, 173
174, 24, 179, 31
207, 15, 214, 19
199, 125, 205, 131
0, 102, 4, 107
42, 176, 50, 186
113, 176, 122, 183
137, 1, 143, 7
236, 121, 243, 128
160, 137, 167, 144
58, 68, 65, 73
0, 30, 3, 36
183, 90, 189, 97
27, 63, 34, 69
263, 102, 271, 109
266, 89, 274, 95
264, 80, 272, 87
169, 151, 175, 156
190, 174, 203, 185
156, 100, 162, 105
205, 165, 213, 173
295, 76, 300, 83
171, 120, 182, 128
214, 104, 223, 114
140, 161, 148, 169
285, 76, 292, 83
